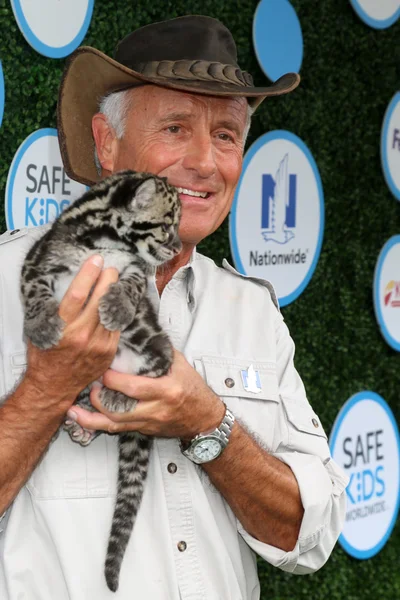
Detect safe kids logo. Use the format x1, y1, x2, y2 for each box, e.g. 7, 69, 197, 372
330, 391, 400, 559
229, 130, 324, 307
381, 92, 400, 201
5, 129, 87, 231
350, 0, 400, 29
10, 0, 94, 58
373, 236, 400, 351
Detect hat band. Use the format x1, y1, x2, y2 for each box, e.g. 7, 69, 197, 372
136, 59, 254, 87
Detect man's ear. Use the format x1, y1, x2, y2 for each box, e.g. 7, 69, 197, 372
92, 113, 118, 174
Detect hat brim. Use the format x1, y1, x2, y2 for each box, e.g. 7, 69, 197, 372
58, 47, 300, 186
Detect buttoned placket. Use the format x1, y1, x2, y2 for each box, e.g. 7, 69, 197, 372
151, 267, 207, 600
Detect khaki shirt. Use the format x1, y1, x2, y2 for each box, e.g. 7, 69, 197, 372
0, 227, 348, 600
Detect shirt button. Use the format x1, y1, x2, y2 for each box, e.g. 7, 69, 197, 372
177, 541, 187, 552
167, 462, 177, 474
312, 418, 319, 428
224, 378, 235, 388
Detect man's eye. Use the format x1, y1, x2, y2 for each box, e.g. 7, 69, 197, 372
167, 125, 180, 134
218, 132, 234, 142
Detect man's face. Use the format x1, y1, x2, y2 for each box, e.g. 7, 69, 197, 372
101, 86, 248, 245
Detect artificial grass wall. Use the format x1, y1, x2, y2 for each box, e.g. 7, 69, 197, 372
0, 1, 399, 598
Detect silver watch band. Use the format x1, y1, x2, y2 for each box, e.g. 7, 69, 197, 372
180, 404, 235, 464
218, 406, 235, 446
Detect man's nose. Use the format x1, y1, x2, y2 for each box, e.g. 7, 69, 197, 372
182, 133, 217, 178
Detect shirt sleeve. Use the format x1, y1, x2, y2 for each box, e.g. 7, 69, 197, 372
238, 305, 349, 574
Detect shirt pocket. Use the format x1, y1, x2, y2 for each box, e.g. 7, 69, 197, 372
193, 355, 281, 452
281, 396, 328, 456
26, 427, 117, 500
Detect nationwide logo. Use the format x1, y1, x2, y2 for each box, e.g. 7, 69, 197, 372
384, 280, 400, 307
261, 154, 296, 244
249, 154, 307, 268
230, 130, 324, 307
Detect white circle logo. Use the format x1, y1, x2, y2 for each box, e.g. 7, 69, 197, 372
11, 0, 94, 58
5, 128, 87, 230
373, 236, 400, 351
381, 93, 400, 201
350, 0, 400, 28
330, 391, 400, 559
229, 130, 324, 307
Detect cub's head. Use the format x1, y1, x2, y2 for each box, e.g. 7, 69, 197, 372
108, 171, 182, 265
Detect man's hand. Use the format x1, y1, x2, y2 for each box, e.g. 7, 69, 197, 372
24, 255, 121, 409
67, 350, 225, 439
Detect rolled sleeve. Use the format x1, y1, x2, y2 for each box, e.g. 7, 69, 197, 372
238, 454, 348, 573
237, 303, 349, 574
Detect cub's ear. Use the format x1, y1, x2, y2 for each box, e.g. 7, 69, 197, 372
130, 178, 156, 210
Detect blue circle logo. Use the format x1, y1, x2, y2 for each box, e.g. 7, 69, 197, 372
10, 0, 94, 59
253, 0, 303, 81
330, 391, 400, 559
373, 235, 400, 351
350, 0, 400, 29
0, 62, 4, 129
229, 130, 324, 307
5, 128, 87, 230
381, 92, 400, 201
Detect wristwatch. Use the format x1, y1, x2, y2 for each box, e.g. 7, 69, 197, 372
180, 405, 235, 464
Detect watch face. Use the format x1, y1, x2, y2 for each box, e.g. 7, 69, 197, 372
193, 438, 222, 462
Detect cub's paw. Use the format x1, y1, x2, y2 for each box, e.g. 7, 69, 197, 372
98, 282, 135, 331
24, 300, 64, 349
64, 420, 99, 446
100, 387, 137, 414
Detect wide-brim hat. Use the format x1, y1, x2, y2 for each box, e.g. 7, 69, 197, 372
58, 15, 300, 186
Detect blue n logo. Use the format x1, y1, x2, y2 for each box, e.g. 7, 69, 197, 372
260, 154, 297, 244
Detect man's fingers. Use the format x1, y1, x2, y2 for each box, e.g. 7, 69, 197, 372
67, 406, 122, 432
59, 255, 104, 323
102, 369, 169, 401
78, 267, 119, 331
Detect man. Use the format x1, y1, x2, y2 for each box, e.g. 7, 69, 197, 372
0, 16, 348, 600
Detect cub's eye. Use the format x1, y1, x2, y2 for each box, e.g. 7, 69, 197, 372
161, 224, 169, 233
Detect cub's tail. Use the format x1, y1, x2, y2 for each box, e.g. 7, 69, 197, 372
105, 432, 152, 592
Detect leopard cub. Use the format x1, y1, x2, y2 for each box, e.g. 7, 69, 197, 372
20, 170, 182, 592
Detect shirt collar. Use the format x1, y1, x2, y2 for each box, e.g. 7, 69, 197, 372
171, 247, 197, 312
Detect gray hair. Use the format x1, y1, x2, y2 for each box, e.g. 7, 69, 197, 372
94, 89, 134, 175
94, 89, 253, 175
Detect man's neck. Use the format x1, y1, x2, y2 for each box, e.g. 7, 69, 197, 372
156, 243, 195, 295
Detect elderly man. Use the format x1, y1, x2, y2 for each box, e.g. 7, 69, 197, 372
0, 15, 347, 600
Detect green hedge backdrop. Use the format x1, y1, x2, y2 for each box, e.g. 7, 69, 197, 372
1, 0, 399, 598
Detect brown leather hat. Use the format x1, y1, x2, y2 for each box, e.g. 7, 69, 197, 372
57, 15, 300, 186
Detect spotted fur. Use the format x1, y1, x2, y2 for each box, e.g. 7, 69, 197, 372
20, 170, 182, 592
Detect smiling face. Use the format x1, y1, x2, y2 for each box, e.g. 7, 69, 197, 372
92, 86, 248, 247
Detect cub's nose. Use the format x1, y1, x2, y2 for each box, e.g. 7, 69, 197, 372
171, 234, 182, 254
